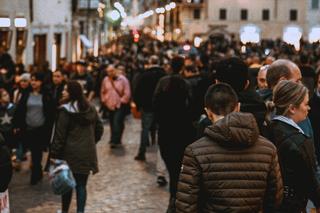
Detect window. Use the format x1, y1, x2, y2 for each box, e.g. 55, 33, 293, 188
219, 9, 227, 20
290, 9, 298, 21
262, 9, 270, 21
312, 0, 319, 9
241, 9, 248, 20
193, 9, 201, 19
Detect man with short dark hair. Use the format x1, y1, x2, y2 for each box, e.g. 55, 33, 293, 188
215, 57, 267, 132
133, 55, 165, 161
176, 83, 283, 213
71, 60, 95, 101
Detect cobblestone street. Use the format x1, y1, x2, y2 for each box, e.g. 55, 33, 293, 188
9, 116, 169, 213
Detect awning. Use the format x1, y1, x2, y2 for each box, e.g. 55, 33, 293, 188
80, 34, 93, 48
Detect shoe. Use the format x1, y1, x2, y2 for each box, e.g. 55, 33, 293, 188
157, 176, 168, 186
134, 154, 146, 161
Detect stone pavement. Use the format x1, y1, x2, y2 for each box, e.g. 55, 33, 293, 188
9, 116, 169, 213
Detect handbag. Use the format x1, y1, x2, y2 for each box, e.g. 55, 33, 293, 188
49, 160, 76, 195
130, 102, 141, 119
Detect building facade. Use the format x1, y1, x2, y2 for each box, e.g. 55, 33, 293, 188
30, 0, 72, 70
176, 0, 320, 41
0, 0, 30, 64
0, 0, 72, 70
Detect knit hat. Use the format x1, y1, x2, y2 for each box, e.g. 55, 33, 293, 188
20, 73, 31, 81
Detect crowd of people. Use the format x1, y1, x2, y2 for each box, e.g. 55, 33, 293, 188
0, 33, 320, 213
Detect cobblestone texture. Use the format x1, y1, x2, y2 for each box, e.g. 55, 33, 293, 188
9, 116, 169, 213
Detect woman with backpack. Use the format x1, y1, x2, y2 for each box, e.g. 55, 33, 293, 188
268, 80, 320, 213
50, 80, 103, 213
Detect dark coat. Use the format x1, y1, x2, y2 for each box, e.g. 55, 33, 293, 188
153, 74, 195, 147
0, 103, 16, 148
0, 133, 12, 192
133, 66, 165, 112
238, 89, 267, 133
50, 104, 104, 174
268, 120, 320, 212
185, 74, 208, 122
13, 89, 54, 130
176, 112, 283, 213
13, 89, 54, 148
309, 92, 320, 163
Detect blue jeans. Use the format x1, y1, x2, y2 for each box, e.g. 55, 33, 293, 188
109, 105, 126, 144
138, 111, 154, 155
62, 173, 89, 213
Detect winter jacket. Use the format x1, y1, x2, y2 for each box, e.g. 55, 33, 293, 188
153, 74, 195, 147
238, 89, 267, 133
309, 91, 320, 163
0, 103, 15, 134
0, 133, 12, 192
51, 103, 104, 174
133, 66, 165, 112
176, 112, 283, 213
100, 74, 131, 111
13, 89, 54, 130
268, 119, 320, 212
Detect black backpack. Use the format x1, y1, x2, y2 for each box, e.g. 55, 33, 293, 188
0, 134, 12, 192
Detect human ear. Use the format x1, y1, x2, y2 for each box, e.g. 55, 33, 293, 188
204, 107, 214, 121
287, 104, 296, 115
234, 102, 241, 112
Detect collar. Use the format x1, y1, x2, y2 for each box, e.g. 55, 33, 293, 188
316, 89, 320, 98
273, 115, 305, 135
62, 101, 79, 113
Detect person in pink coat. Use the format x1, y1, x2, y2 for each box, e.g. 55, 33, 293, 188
100, 65, 131, 148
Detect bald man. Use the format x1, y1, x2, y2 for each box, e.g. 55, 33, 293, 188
265, 59, 316, 161
266, 59, 302, 90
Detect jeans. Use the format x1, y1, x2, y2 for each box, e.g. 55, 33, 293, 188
156, 147, 167, 178
109, 105, 126, 144
62, 173, 89, 213
25, 127, 45, 183
137, 111, 154, 155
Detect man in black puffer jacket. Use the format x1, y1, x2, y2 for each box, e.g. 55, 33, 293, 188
0, 133, 12, 192
176, 83, 283, 213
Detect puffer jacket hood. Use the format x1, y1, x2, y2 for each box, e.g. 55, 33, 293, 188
204, 112, 259, 148
61, 102, 96, 126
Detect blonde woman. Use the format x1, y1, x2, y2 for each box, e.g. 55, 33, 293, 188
268, 80, 320, 213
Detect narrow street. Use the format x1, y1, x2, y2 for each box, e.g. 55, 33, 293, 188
9, 116, 169, 213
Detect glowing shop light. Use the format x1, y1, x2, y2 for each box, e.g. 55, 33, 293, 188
169, 2, 176, 9
0, 18, 11, 27
107, 10, 121, 21
183, 44, 191, 51
283, 25, 302, 51
194, 37, 202, 47
240, 24, 260, 44
156, 7, 165, 14
309, 26, 320, 43
14, 18, 27, 28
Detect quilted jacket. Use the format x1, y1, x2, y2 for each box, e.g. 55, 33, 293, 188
176, 112, 283, 213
